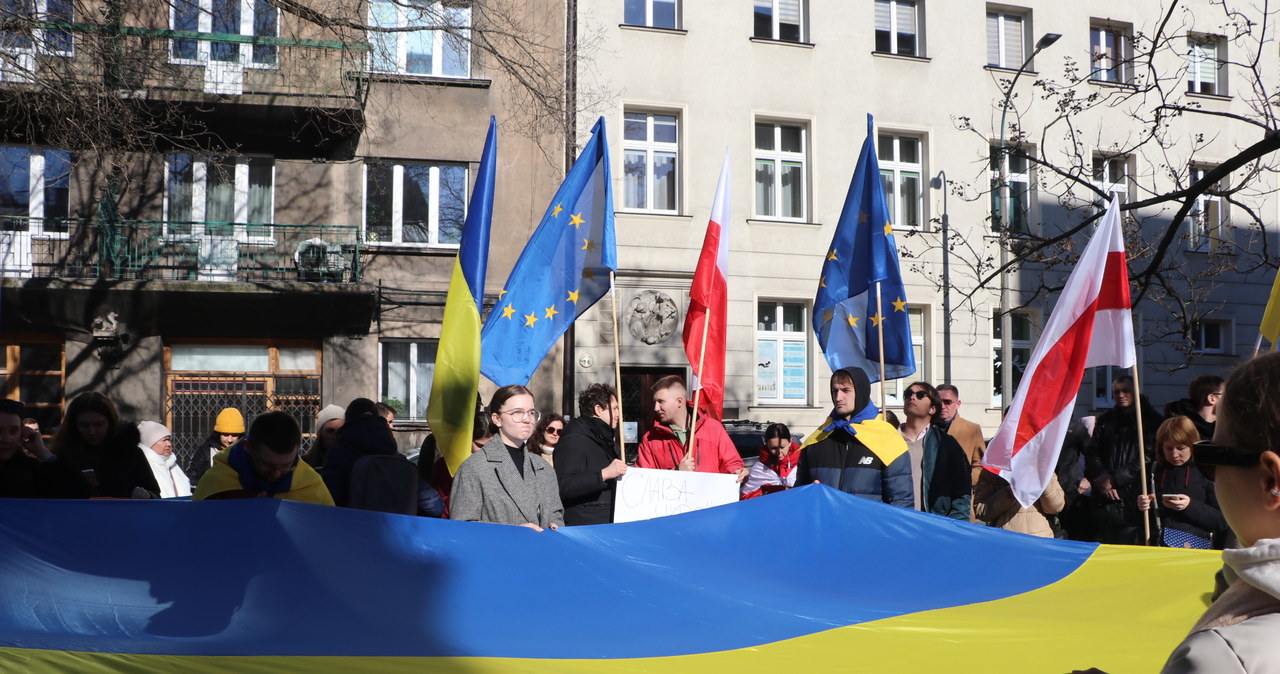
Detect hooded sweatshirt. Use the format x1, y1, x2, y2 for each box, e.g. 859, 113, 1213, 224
1163, 539, 1280, 673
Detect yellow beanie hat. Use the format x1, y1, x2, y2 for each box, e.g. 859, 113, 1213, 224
213, 408, 246, 434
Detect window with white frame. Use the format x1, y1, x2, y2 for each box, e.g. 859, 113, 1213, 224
992, 309, 1035, 408
1193, 319, 1230, 355
368, 0, 470, 77
754, 121, 806, 220
171, 0, 279, 66
623, 111, 679, 213
365, 161, 467, 246
753, 0, 804, 42
1187, 35, 1224, 95
875, 0, 920, 56
1188, 165, 1227, 251
878, 133, 924, 230
883, 305, 928, 405
1, 0, 72, 55
0, 146, 70, 234
1092, 155, 1129, 206
985, 7, 1026, 69
625, 0, 678, 29
756, 300, 809, 405
990, 146, 1032, 232
166, 154, 274, 239
1089, 22, 1131, 84
381, 340, 437, 420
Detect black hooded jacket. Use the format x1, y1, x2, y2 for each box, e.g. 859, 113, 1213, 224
321, 414, 400, 507
554, 416, 620, 526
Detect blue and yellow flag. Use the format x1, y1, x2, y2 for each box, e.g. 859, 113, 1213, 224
814, 113, 915, 383
481, 117, 616, 385
426, 117, 496, 476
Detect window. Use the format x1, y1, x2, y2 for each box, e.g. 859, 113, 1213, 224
990, 146, 1031, 232
878, 133, 923, 230
1187, 35, 1224, 95
1092, 155, 1129, 206
1192, 319, 1230, 354
875, 0, 920, 56
756, 301, 808, 405
883, 306, 928, 405
623, 111, 679, 213
369, 0, 470, 77
0, 338, 64, 433
165, 154, 274, 239
624, 0, 678, 29
0, 146, 70, 234
1, 0, 71, 61
1090, 22, 1131, 83
381, 340, 437, 420
171, 0, 279, 66
985, 8, 1025, 69
753, 0, 804, 42
1188, 165, 1227, 251
364, 161, 467, 246
754, 121, 807, 220
992, 310, 1035, 408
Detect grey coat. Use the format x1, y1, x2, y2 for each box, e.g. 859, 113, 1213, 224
449, 436, 564, 528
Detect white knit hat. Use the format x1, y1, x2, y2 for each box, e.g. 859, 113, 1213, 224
316, 404, 345, 428
137, 421, 171, 449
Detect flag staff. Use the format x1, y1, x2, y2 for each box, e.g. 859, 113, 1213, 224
875, 281, 887, 411
609, 271, 626, 463
687, 307, 712, 468
1132, 365, 1152, 545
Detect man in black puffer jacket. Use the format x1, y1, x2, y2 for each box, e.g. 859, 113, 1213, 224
1086, 375, 1161, 545
555, 384, 627, 526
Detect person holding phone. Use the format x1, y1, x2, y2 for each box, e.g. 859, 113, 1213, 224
1138, 415, 1224, 549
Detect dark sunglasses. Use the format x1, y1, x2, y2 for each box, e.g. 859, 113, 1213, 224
1192, 440, 1264, 480
545, 427, 562, 436
907, 390, 929, 401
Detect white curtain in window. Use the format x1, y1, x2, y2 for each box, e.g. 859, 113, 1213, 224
1192, 41, 1217, 86
778, 0, 800, 26
986, 13, 1023, 67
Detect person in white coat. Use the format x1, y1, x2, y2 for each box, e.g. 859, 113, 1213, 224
137, 421, 191, 498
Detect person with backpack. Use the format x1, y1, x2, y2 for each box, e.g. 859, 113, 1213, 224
321, 398, 416, 512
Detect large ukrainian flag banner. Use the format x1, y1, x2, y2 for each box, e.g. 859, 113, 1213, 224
426, 117, 496, 476
0, 487, 1218, 672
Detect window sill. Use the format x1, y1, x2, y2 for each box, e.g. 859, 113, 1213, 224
872, 51, 930, 63
1186, 90, 1232, 102
749, 36, 815, 49
363, 242, 459, 254
1087, 78, 1137, 91
746, 218, 821, 227
1185, 244, 1235, 256
617, 210, 693, 220
620, 24, 687, 36
354, 72, 491, 88
984, 64, 1038, 76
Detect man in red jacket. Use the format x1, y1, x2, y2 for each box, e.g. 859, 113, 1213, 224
636, 376, 747, 481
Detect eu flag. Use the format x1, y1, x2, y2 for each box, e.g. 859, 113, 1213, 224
481, 117, 616, 385
814, 114, 915, 383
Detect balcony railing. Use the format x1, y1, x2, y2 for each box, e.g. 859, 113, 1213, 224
0, 217, 363, 283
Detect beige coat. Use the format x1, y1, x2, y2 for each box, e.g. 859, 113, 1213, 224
946, 416, 987, 486
973, 470, 1065, 538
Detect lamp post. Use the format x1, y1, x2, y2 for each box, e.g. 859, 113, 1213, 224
930, 171, 952, 384
997, 32, 1060, 409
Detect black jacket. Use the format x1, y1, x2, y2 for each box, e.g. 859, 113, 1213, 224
0, 452, 90, 499
1153, 462, 1225, 541
1163, 399, 1215, 441
59, 424, 157, 498
1087, 399, 1160, 528
554, 416, 620, 526
321, 414, 399, 507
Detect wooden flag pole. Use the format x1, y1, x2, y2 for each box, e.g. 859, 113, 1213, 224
609, 272, 626, 463
687, 306, 712, 468
875, 281, 887, 412
1132, 364, 1152, 545
1253, 332, 1264, 358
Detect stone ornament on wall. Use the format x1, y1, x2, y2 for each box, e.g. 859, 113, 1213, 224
627, 290, 679, 345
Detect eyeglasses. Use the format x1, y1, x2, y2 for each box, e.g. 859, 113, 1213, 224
545, 427, 562, 436
500, 408, 541, 423
939, 398, 957, 406
1112, 389, 1133, 397
1192, 440, 1264, 480
907, 390, 929, 401
249, 451, 297, 475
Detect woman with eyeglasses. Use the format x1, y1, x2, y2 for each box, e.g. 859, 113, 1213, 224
450, 385, 564, 531
1163, 353, 1280, 672
1137, 416, 1224, 550
528, 412, 565, 468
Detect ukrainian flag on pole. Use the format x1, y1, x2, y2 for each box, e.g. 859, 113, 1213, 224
427, 117, 496, 477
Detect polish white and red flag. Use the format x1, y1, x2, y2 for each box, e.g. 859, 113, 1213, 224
683, 152, 731, 419
984, 195, 1135, 507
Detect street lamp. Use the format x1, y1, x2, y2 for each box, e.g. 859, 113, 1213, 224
929, 171, 952, 384
997, 32, 1059, 409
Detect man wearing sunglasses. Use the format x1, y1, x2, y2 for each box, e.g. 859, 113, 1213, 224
555, 383, 627, 526
1086, 374, 1160, 545
936, 384, 987, 490
898, 382, 972, 520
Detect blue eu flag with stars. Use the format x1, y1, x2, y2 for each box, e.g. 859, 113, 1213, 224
813, 113, 915, 383
481, 117, 617, 386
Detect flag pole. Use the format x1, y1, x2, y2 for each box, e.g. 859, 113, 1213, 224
1132, 364, 1151, 545
609, 271, 626, 463
687, 307, 712, 468
1253, 332, 1264, 358
876, 281, 887, 411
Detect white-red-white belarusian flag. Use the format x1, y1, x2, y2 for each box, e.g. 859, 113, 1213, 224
984, 195, 1135, 507
683, 152, 731, 419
